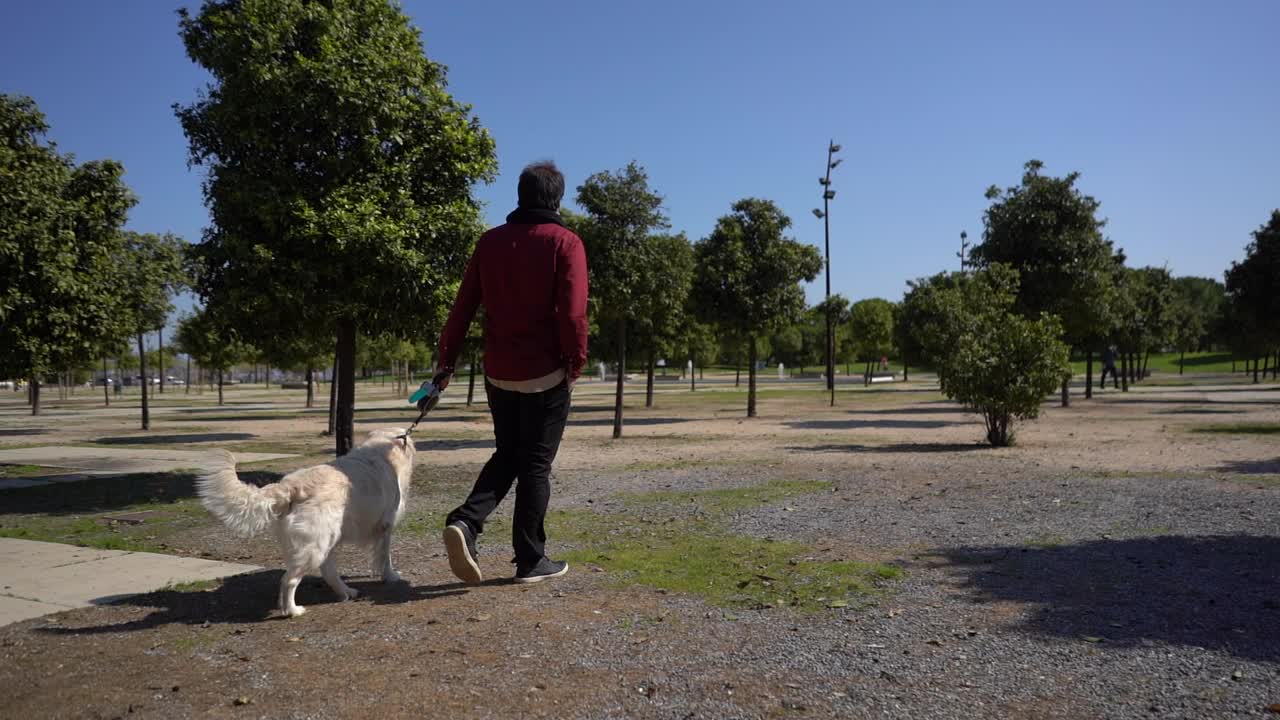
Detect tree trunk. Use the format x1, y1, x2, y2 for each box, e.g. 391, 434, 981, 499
734, 351, 741, 388
1253, 356, 1259, 384
158, 328, 165, 394
1142, 351, 1150, 380
326, 353, 338, 436
613, 317, 626, 439
903, 360, 909, 383
30, 376, 40, 416
747, 335, 758, 418
138, 332, 150, 430
335, 318, 357, 456
1179, 350, 1185, 376
1085, 349, 1093, 400
690, 358, 696, 392
466, 351, 477, 407
305, 367, 315, 408
102, 357, 110, 406
265, 364, 270, 389
217, 369, 224, 405
1121, 351, 1129, 392
645, 349, 655, 408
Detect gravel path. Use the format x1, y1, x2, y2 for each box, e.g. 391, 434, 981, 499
1, 379, 1277, 718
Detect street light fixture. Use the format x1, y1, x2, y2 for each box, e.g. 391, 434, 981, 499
814, 139, 841, 407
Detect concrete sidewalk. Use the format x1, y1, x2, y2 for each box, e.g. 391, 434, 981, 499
0, 537, 260, 626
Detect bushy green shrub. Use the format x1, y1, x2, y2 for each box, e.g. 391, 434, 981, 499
911, 265, 1070, 446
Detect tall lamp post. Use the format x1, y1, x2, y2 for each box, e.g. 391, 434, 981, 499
813, 140, 841, 407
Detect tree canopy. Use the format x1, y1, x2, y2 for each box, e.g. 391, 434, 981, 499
573, 162, 669, 436
176, 0, 496, 453
971, 160, 1120, 405
0, 94, 136, 414
693, 198, 822, 416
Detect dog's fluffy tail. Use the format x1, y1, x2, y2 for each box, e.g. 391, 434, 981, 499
197, 450, 291, 537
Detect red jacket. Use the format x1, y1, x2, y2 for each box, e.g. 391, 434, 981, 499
436, 219, 588, 382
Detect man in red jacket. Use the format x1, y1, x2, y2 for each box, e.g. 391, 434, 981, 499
428, 161, 588, 584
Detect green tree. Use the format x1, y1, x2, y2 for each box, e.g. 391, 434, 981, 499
632, 233, 694, 407
1225, 210, 1280, 381
0, 95, 136, 415
680, 314, 719, 391
1131, 266, 1177, 379
573, 163, 668, 436
914, 265, 1070, 446
1172, 274, 1228, 353
692, 199, 822, 416
174, 308, 250, 406
119, 232, 187, 429
176, 0, 496, 455
970, 160, 1119, 405
848, 298, 895, 386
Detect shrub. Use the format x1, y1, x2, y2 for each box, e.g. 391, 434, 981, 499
912, 265, 1070, 446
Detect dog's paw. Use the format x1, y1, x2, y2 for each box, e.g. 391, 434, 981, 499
286, 605, 307, 618
382, 570, 402, 584
344, 587, 360, 600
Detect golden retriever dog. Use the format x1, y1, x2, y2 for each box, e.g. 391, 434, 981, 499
197, 429, 415, 617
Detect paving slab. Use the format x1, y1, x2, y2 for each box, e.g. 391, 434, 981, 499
0, 538, 260, 626
0, 595, 75, 625
0, 446, 295, 489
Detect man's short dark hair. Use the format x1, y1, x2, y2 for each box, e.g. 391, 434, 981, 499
517, 161, 565, 210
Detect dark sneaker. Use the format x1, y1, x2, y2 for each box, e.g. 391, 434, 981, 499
443, 521, 482, 585
514, 558, 569, 584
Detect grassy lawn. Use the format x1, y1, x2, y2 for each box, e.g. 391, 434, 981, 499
1191, 422, 1280, 435
0, 469, 279, 552
551, 479, 901, 612
1069, 351, 1250, 376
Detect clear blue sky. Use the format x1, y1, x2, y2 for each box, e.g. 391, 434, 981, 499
3, 0, 1277, 315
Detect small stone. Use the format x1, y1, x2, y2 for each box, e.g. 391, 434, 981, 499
233, 697, 252, 706
1231, 670, 1243, 681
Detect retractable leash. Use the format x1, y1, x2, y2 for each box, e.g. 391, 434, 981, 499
400, 381, 443, 439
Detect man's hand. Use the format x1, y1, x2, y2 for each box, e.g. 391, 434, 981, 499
432, 370, 452, 392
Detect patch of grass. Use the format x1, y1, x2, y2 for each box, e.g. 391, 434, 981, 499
162, 578, 220, 593
606, 456, 769, 473
627, 478, 832, 512
0, 464, 63, 478
1191, 423, 1280, 436
0, 475, 219, 553
169, 631, 216, 653
550, 478, 898, 612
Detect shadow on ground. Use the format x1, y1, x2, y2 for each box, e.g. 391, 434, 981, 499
0, 469, 282, 514
37, 571, 475, 635
0, 428, 47, 436
92, 433, 256, 445
784, 419, 965, 430
786, 442, 990, 454
413, 439, 493, 452
934, 534, 1280, 662
1214, 458, 1280, 475
567, 416, 693, 428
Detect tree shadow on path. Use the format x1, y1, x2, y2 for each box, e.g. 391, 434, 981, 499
786, 442, 991, 454
784, 419, 965, 430
92, 433, 256, 445
932, 535, 1280, 662
0, 469, 281, 515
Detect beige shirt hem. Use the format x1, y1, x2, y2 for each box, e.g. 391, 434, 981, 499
487, 368, 566, 394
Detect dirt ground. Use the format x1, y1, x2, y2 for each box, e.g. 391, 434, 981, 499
1, 374, 1278, 719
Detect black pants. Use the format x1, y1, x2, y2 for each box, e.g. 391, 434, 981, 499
446, 379, 571, 571
1099, 365, 1119, 388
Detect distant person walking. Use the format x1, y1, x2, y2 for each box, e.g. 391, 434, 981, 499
1100, 346, 1119, 389
427, 161, 588, 585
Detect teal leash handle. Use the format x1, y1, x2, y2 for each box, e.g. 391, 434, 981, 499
400, 381, 441, 438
